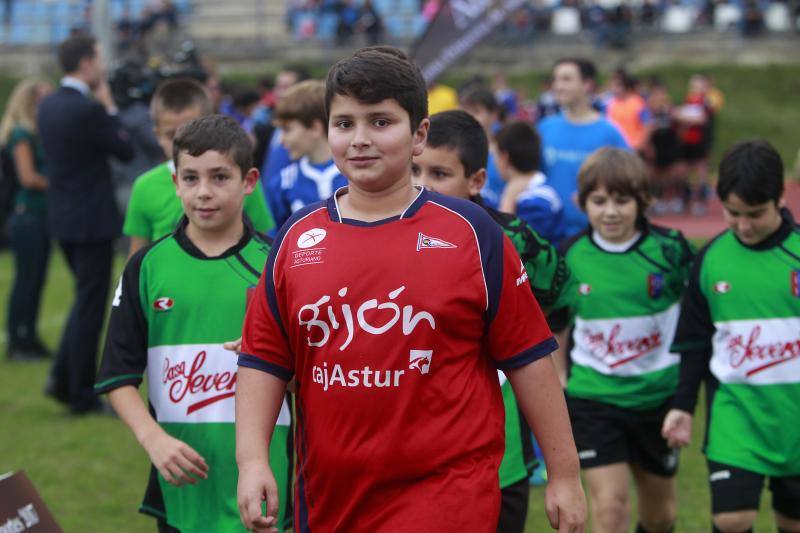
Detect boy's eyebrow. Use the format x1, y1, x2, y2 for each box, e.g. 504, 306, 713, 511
330, 110, 400, 120
180, 166, 232, 174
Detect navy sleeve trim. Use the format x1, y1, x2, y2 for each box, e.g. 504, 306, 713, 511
495, 336, 559, 371
427, 193, 504, 320
238, 353, 294, 381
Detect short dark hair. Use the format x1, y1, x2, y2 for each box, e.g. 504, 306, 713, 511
459, 86, 499, 114
173, 115, 253, 177
495, 121, 541, 173
58, 35, 97, 74
554, 58, 597, 82
427, 110, 488, 177
151, 77, 213, 119
717, 139, 784, 205
325, 46, 428, 132
578, 147, 651, 213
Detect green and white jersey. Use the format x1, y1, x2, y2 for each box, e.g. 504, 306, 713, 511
123, 161, 275, 240
671, 211, 800, 476
563, 224, 694, 411
96, 218, 292, 532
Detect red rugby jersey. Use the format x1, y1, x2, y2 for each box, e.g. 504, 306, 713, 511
240, 187, 555, 532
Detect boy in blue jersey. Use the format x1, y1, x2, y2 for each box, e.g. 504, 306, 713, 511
539, 58, 628, 238
495, 121, 566, 245
269, 80, 346, 228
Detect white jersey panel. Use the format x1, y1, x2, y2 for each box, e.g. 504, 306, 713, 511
570, 303, 680, 376
148, 343, 291, 425
711, 317, 800, 385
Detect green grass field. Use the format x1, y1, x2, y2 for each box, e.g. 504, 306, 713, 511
0, 248, 778, 532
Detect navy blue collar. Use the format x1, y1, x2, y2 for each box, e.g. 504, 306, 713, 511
327, 186, 428, 227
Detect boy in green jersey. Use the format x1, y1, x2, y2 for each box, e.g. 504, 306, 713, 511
96, 115, 291, 532
124, 78, 274, 257
557, 147, 694, 533
411, 110, 577, 533
662, 140, 800, 533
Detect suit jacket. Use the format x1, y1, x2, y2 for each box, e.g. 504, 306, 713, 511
38, 86, 134, 242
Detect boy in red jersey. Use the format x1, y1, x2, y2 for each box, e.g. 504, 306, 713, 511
235, 46, 586, 533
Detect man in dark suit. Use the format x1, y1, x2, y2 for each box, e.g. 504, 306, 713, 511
38, 35, 133, 414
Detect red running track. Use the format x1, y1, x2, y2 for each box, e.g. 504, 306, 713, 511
650, 181, 800, 240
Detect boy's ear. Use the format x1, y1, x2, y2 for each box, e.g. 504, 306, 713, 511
412, 118, 430, 157
243, 167, 259, 195
171, 170, 179, 195
466, 168, 487, 197
778, 193, 786, 209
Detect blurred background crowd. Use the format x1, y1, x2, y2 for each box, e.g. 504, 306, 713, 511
1, 0, 799, 49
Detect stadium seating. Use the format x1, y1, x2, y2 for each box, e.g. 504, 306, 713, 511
661, 4, 696, 33
552, 7, 582, 35
714, 3, 742, 31
764, 1, 792, 31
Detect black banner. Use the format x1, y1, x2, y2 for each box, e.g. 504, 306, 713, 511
411, 0, 527, 86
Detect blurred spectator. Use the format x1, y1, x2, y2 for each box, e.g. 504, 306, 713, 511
742, 0, 765, 35
642, 81, 687, 214
252, 76, 277, 170
675, 74, 714, 215
360, 0, 385, 45
584, 0, 609, 47
640, 0, 659, 26
538, 58, 628, 237
496, 121, 566, 244
38, 35, 133, 414
140, 0, 178, 36
606, 68, 650, 150
607, 2, 634, 49
493, 72, 519, 118
1, 79, 53, 361
221, 87, 261, 134
335, 0, 361, 45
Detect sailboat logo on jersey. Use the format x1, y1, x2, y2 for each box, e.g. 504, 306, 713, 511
791, 271, 800, 297
648, 273, 664, 299
417, 233, 456, 251
153, 297, 174, 311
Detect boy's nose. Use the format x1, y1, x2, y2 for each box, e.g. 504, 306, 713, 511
196, 180, 213, 199
350, 125, 370, 147
737, 218, 752, 232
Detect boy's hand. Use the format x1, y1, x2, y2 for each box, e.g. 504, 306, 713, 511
545, 475, 586, 532
224, 337, 242, 354
238, 459, 279, 533
141, 429, 209, 486
662, 409, 693, 448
